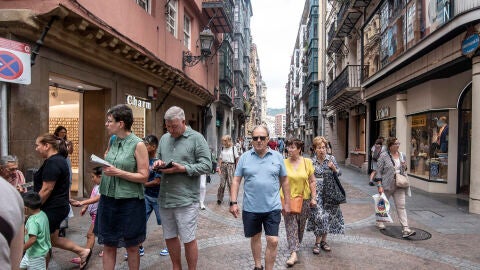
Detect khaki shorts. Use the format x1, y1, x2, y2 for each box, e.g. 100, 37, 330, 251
159, 203, 199, 243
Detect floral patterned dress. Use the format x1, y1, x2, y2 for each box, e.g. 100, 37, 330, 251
306, 154, 345, 236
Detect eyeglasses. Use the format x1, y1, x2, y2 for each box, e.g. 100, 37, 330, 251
394, 142, 401, 145
252, 136, 267, 141
106, 119, 115, 124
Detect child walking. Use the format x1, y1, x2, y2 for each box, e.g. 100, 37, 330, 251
21, 191, 51, 270
70, 166, 102, 263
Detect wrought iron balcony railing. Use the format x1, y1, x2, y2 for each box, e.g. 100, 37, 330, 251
327, 65, 366, 100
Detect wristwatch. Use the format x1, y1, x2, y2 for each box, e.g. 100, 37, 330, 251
229, 201, 237, 206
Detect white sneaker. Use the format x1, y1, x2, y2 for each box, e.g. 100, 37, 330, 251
402, 228, 416, 238
376, 222, 386, 230
200, 202, 206, 210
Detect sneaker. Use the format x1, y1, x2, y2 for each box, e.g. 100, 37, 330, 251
139, 246, 145, 256
200, 202, 206, 210
124, 252, 128, 260
368, 181, 375, 186
217, 200, 221, 205
376, 222, 386, 230
159, 248, 169, 256
402, 228, 416, 238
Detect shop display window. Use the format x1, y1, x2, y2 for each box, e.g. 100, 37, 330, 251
378, 118, 396, 139
409, 111, 448, 182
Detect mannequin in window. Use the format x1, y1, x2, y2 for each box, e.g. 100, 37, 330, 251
436, 116, 448, 153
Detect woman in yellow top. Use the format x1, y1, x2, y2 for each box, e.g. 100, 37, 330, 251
281, 139, 316, 267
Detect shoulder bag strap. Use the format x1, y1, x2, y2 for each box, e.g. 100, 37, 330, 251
232, 147, 236, 168
387, 151, 396, 167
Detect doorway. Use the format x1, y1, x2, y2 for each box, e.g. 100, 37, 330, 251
457, 82, 472, 195
49, 84, 82, 194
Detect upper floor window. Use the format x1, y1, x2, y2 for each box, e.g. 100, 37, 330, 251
183, 15, 191, 50
234, 5, 239, 22
234, 41, 239, 59
135, 0, 151, 13
166, 0, 177, 36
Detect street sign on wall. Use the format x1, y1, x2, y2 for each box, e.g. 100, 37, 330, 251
0, 37, 31, 85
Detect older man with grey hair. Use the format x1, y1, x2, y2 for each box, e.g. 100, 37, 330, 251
0, 155, 26, 191
154, 106, 211, 270
230, 125, 291, 270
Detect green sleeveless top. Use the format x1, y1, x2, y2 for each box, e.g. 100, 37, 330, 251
99, 133, 144, 199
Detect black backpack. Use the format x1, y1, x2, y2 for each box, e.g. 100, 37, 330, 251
372, 145, 382, 161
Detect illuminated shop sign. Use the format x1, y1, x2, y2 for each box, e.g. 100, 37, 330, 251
126, 95, 151, 110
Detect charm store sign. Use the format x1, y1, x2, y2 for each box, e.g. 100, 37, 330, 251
126, 95, 151, 110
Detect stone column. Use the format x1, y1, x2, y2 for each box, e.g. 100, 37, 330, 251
470, 56, 480, 214
396, 93, 408, 154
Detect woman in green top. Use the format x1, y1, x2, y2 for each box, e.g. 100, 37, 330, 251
94, 104, 149, 269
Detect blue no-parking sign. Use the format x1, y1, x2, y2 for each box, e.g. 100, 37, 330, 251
0, 37, 31, 85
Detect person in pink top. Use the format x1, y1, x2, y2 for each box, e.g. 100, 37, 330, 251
70, 166, 103, 263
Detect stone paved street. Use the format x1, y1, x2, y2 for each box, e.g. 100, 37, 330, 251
49, 165, 480, 270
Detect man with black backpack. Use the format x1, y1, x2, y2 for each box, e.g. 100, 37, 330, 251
369, 137, 385, 186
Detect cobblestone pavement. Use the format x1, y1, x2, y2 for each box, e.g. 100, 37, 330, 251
49, 165, 480, 270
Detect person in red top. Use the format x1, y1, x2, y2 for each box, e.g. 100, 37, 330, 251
267, 138, 278, 150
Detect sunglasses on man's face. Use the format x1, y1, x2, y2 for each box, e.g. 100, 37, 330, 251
252, 136, 267, 141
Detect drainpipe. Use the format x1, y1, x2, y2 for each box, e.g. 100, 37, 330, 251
31, 16, 57, 66
0, 82, 8, 156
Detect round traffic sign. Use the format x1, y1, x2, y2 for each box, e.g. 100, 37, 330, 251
0, 50, 24, 80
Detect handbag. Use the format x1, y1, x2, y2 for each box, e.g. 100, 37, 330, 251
281, 195, 303, 214
395, 173, 409, 188
388, 151, 410, 188
322, 171, 346, 205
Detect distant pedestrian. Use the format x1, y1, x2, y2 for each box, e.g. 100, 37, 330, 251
153, 106, 211, 270
217, 135, 239, 205
94, 104, 149, 269
21, 191, 51, 270
267, 138, 277, 150
369, 137, 386, 186
375, 137, 416, 238
230, 125, 291, 270
307, 136, 344, 254
277, 138, 285, 157
282, 139, 316, 267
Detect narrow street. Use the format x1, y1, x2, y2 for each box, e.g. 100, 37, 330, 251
49, 165, 480, 270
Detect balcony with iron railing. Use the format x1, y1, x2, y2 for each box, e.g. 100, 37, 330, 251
234, 97, 245, 114
202, 0, 234, 33
327, 65, 366, 100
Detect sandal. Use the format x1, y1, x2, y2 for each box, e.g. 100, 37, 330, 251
320, 241, 331, 252
312, 242, 321, 254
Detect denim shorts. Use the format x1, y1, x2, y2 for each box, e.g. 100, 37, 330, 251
159, 203, 199, 243
94, 195, 146, 248
242, 210, 281, 237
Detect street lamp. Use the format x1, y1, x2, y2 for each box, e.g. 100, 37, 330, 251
183, 28, 215, 68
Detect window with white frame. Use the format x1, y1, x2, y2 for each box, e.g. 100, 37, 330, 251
234, 41, 238, 59
166, 0, 177, 36
135, 0, 151, 13
183, 15, 191, 49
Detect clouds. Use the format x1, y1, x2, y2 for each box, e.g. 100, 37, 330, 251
250, 0, 304, 109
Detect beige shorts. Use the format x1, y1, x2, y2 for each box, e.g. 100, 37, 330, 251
159, 203, 199, 243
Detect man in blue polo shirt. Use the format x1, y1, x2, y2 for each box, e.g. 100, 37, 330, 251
229, 125, 291, 270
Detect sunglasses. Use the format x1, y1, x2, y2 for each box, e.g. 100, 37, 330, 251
252, 136, 267, 141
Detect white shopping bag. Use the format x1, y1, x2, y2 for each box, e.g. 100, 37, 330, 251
372, 193, 393, 223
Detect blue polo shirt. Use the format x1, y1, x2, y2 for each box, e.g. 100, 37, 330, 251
234, 148, 287, 213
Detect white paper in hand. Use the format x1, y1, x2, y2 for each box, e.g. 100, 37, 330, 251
90, 154, 112, 167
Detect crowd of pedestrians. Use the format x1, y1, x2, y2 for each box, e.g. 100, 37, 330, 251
0, 103, 420, 270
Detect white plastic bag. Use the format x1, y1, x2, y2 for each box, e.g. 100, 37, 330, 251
372, 193, 393, 223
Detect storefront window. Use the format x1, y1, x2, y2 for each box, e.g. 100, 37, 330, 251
378, 118, 396, 139
126, 94, 151, 139
409, 111, 449, 182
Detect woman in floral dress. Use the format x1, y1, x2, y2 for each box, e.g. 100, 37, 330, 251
307, 136, 344, 254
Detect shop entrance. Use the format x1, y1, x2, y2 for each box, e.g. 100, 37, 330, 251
457, 83, 472, 195
49, 75, 105, 197
48, 83, 82, 194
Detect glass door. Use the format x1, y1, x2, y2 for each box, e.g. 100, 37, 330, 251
458, 84, 471, 194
